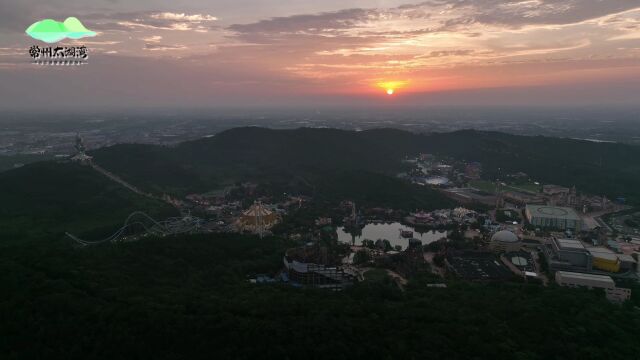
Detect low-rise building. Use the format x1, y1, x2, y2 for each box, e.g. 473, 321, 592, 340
544, 238, 592, 272
525, 205, 583, 232
555, 271, 631, 303
586, 247, 621, 273
616, 254, 637, 271
283, 246, 355, 290
503, 191, 546, 206
543, 185, 570, 196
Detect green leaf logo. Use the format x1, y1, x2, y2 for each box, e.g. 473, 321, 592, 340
26, 17, 96, 43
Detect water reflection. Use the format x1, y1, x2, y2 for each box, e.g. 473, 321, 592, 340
337, 222, 447, 250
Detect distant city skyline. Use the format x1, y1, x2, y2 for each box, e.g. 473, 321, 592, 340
1, 0, 640, 109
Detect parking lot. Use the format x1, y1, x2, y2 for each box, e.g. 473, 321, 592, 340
446, 251, 513, 280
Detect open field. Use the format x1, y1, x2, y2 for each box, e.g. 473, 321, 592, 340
470, 180, 540, 195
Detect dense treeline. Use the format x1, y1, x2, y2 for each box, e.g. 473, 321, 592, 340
315, 170, 455, 210
0, 162, 452, 243
89, 127, 423, 195
0, 162, 177, 242
420, 130, 640, 203
0, 154, 52, 172
90, 127, 640, 204
1, 234, 639, 359
3, 127, 640, 358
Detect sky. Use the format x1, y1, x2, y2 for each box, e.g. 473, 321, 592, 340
1, 0, 640, 109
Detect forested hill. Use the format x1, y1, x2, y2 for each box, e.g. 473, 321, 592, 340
0, 162, 177, 242
89, 127, 640, 204
420, 130, 640, 203
0, 128, 449, 242
89, 127, 424, 194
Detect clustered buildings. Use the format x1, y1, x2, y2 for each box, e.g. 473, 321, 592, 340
251, 155, 635, 304
543, 237, 637, 274
405, 207, 478, 227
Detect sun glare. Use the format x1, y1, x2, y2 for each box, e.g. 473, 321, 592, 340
377, 80, 407, 96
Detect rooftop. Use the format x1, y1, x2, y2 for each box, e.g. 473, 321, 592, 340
242, 202, 274, 217
285, 245, 342, 266
526, 205, 581, 221
556, 271, 615, 286
586, 247, 619, 261
556, 238, 586, 250
617, 254, 637, 263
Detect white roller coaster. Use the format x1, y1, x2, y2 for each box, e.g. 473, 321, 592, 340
66, 211, 203, 246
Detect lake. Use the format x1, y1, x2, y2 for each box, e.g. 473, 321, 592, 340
337, 222, 448, 250
424, 176, 449, 185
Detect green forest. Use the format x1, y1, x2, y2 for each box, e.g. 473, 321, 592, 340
3, 127, 640, 358
0, 162, 176, 242
2, 234, 640, 359
89, 127, 640, 204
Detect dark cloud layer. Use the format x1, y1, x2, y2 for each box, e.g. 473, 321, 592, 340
229, 0, 640, 39
446, 0, 640, 26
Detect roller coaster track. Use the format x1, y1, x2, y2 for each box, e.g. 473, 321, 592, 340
66, 211, 203, 246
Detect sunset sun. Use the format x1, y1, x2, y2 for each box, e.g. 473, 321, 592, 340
377, 80, 407, 96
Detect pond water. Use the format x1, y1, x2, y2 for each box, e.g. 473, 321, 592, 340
337, 222, 448, 250
424, 176, 449, 185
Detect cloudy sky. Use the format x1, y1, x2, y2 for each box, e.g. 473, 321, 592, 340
1, 0, 640, 109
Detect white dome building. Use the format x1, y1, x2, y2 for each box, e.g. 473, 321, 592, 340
490, 230, 521, 253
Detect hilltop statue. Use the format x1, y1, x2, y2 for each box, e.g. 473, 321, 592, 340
70, 133, 93, 164
74, 133, 86, 153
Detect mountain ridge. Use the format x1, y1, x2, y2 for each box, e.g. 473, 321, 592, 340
85, 127, 640, 203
